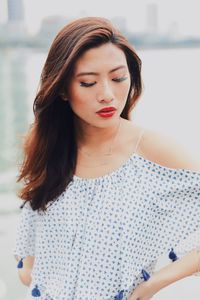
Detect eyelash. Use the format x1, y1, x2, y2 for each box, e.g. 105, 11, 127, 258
80, 77, 128, 87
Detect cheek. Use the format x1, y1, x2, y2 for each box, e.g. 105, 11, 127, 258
118, 80, 131, 100
68, 85, 84, 104
68, 87, 94, 117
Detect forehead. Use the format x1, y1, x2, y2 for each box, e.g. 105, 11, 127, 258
74, 43, 127, 73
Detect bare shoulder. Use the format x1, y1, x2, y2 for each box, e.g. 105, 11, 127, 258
138, 127, 200, 172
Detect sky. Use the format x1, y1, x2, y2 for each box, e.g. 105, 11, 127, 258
1, 0, 200, 37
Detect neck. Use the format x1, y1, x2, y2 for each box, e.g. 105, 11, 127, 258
74, 116, 122, 150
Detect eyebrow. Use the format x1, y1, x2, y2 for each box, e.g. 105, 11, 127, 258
75, 65, 127, 77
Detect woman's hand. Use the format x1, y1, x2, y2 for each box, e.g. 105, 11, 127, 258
127, 278, 159, 300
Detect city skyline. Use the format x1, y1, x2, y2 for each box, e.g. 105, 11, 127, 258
0, 0, 200, 36
0, 0, 200, 37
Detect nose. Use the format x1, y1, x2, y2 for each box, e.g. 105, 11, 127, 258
97, 81, 114, 103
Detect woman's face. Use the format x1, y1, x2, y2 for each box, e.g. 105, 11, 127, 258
67, 43, 131, 128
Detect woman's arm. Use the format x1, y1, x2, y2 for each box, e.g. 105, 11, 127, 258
15, 255, 35, 286
151, 247, 200, 289
128, 248, 200, 300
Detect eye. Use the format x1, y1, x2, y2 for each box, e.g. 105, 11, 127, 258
80, 82, 96, 87
113, 77, 128, 82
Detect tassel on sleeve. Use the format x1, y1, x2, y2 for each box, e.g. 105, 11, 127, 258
31, 284, 41, 297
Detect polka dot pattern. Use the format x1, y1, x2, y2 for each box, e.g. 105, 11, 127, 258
13, 153, 200, 299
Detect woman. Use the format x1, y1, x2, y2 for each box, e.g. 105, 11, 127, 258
13, 16, 200, 300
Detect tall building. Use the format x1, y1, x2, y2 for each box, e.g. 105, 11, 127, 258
5, 0, 26, 41
7, 0, 24, 22
0, 0, 7, 23
146, 2, 158, 35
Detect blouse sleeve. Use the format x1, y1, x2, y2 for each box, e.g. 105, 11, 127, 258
152, 168, 200, 252
13, 201, 37, 260
143, 165, 200, 274
119, 162, 200, 295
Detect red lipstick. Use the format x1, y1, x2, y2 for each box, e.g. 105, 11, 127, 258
96, 106, 116, 113
96, 106, 116, 118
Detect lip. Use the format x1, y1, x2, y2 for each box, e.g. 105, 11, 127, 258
96, 110, 116, 118
96, 106, 116, 113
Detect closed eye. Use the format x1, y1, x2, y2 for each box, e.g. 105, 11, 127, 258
80, 82, 96, 87
79, 77, 128, 88
112, 77, 128, 82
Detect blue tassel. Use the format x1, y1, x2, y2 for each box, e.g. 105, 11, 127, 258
169, 248, 178, 262
31, 285, 41, 297
141, 269, 150, 281
17, 258, 23, 268
114, 289, 124, 300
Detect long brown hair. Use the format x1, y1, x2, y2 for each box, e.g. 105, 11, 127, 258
17, 17, 142, 211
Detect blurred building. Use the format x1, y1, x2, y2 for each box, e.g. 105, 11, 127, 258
1, 0, 27, 43
7, 0, 24, 21
35, 15, 72, 48
146, 2, 158, 35
0, 0, 7, 23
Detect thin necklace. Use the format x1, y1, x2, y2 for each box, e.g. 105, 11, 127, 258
77, 118, 121, 167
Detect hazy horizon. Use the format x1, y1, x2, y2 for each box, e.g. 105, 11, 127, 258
1, 0, 200, 37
